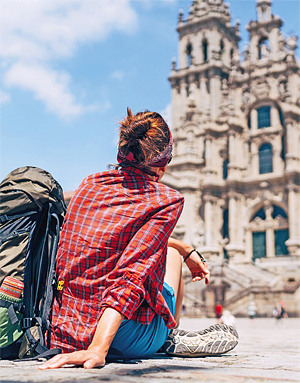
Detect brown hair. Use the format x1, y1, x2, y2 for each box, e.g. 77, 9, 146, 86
118, 108, 170, 164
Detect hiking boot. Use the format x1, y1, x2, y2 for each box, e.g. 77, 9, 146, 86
162, 324, 238, 357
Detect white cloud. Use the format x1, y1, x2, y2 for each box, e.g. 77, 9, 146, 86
4, 63, 84, 119
160, 102, 172, 129
110, 70, 125, 81
0, 0, 138, 119
0, 90, 11, 105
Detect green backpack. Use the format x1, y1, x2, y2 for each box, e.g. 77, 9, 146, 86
0, 166, 66, 359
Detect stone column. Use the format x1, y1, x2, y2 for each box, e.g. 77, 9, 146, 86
179, 77, 187, 102
286, 184, 300, 256
271, 106, 280, 127
170, 78, 179, 129
228, 191, 237, 245
236, 197, 245, 247
250, 34, 259, 63
205, 135, 212, 169
204, 195, 213, 247
269, 27, 280, 61
209, 68, 221, 120
225, 191, 245, 262
286, 119, 299, 171
265, 204, 275, 258
251, 140, 259, 176
198, 135, 205, 160
245, 227, 253, 262
251, 109, 258, 131
287, 184, 298, 240
228, 130, 241, 179
178, 36, 187, 69
228, 130, 236, 164
199, 74, 209, 115
188, 73, 197, 102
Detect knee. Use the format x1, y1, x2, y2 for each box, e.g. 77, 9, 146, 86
167, 247, 181, 260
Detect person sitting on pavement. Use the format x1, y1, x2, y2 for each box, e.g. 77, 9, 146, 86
40, 108, 238, 370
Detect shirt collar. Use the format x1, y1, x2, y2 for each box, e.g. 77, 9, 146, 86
120, 166, 155, 181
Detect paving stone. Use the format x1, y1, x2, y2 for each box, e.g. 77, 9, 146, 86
1, 318, 299, 383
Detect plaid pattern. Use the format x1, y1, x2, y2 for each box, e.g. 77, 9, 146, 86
51, 167, 184, 352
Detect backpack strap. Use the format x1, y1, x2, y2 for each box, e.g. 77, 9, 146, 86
14, 347, 62, 362
32, 204, 52, 317
0, 210, 38, 223
0, 299, 23, 325
41, 212, 60, 331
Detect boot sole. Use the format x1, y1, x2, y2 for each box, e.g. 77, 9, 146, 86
163, 324, 239, 357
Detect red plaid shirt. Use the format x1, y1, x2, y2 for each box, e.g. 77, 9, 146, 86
50, 167, 184, 352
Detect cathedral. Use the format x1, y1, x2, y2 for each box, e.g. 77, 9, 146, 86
163, 0, 300, 317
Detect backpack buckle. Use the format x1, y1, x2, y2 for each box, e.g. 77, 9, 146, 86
57, 280, 65, 291
22, 317, 33, 329
0, 214, 8, 223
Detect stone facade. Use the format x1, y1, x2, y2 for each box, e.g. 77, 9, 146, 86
164, 0, 300, 317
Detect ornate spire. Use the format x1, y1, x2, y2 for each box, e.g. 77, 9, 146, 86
256, 0, 272, 22
186, 0, 231, 22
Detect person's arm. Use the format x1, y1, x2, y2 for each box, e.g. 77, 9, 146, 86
97, 195, 184, 329
167, 237, 210, 284
39, 308, 124, 370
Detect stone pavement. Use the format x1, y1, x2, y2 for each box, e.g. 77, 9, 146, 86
1, 317, 299, 383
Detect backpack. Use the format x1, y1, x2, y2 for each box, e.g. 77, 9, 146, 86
0, 166, 66, 360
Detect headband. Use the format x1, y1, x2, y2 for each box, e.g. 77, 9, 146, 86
117, 129, 173, 179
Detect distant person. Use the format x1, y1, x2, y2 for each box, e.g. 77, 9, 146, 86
273, 301, 287, 322
248, 301, 257, 319
215, 303, 223, 323
278, 300, 288, 320
273, 305, 280, 320
220, 310, 236, 328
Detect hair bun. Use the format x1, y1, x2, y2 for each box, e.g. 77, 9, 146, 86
124, 121, 149, 142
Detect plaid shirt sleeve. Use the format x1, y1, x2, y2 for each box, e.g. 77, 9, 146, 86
99, 193, 183, 328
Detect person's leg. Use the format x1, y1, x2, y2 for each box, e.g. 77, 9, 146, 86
162, 249, 239, 358
164, 247, 184, 326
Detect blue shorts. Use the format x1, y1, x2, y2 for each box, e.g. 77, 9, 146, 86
108, 282, 176, 359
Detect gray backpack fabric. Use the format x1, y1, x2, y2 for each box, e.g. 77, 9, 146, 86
0, 166, 66, 359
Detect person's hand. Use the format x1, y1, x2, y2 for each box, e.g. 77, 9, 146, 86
39, 348, 106, 370
184, 250, 210, 284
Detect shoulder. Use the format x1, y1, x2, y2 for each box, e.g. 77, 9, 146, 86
156, 182, 184, 203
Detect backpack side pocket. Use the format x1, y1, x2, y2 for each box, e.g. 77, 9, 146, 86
0, 294, 23, 348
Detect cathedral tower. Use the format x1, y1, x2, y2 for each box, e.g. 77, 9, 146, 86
164, 0, 300, 316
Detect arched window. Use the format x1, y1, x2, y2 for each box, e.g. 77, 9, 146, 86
222, 209, 229, 239
252, 232, 266, 260
259, 143, 273, 174
202, 39, 208, 62
278, 108, 284, 126
257, 106, 271, 129
253, 207, 266, 221
247, 115, 251, 129
186, 43, 192, 67
250, 204, 289, 260
274, 229, 289, 255
258, 37, 269, 59
220, 39, 224, 56
272, 205, 287, 219
273, 204, 289, 256
223, 159, 229, 180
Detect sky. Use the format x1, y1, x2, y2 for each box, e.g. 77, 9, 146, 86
1, 0, 299, 192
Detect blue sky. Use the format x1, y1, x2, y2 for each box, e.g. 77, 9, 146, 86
1, 0, 299, 192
